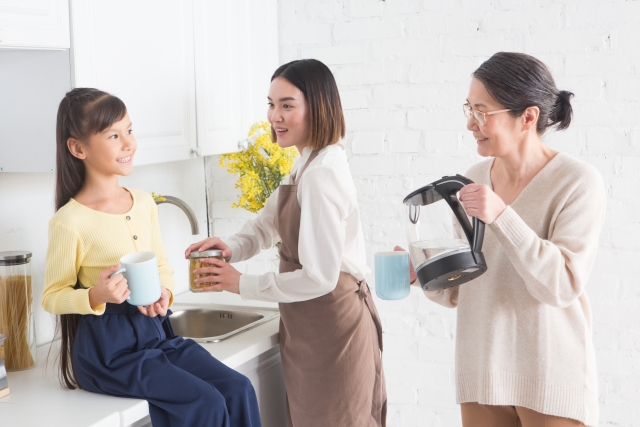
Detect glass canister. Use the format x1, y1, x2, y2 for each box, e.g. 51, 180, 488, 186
0, 251, 36, 371
189, 250, 224, 292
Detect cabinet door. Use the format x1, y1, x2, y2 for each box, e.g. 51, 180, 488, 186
70, 0, 197, 166
0, 0, 70, 49
193, 0, 278, 157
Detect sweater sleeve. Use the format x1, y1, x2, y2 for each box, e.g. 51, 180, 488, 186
42, 220, 105, 315
424, 287, 459, 308
225, 187, 281, 263
489, 169, 606, 308
150, 203, 176, 306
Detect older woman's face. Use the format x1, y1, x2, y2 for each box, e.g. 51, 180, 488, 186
465, 78, 521, 158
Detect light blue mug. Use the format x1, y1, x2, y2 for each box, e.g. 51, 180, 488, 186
374, 251, 410, 300
109, 251, 161, 306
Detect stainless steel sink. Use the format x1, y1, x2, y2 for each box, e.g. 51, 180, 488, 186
169, 303, 279, 343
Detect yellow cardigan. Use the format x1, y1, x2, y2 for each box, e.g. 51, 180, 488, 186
42, 188, 175, 315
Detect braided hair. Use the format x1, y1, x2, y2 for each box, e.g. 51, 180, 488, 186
54, 88, 127, 210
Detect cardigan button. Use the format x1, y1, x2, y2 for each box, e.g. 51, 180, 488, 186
133, 235, 138, 240
126, 216, 131, 220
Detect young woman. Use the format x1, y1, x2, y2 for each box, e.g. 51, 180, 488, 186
408, 52, 605, 427
186, 59, 387, 427
42, 88, 261, 427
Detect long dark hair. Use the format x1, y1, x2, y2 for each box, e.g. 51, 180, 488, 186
472, 52, 574, 135
271, 59, 345, 150
53, 88, 126, 389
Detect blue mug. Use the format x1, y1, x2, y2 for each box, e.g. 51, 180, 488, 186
374, 251, 410, 300
109, 251, 161, 306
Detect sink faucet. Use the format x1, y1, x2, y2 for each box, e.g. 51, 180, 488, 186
154, 195, 200, 235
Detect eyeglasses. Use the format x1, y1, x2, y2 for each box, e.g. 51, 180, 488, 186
463, 103, 511, 126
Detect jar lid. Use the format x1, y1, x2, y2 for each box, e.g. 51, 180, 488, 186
0, 250, 32, 266
189, 250, 223, 258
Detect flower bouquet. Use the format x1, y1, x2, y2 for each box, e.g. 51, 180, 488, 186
220, 121, 298, 213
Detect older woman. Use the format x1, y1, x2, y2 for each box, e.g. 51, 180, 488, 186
414, 52, 605, 427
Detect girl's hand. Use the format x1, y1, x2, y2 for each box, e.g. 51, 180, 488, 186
138, 287, 171, 317
89, 264, 131, 308
194, 258, 241, 294
458, 184, 507, 225
394, 246, 418, 286
185, 237, 232, 262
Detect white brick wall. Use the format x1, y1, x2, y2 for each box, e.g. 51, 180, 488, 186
205, 0, 640, 425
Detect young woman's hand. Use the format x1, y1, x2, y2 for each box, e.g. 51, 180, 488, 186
458, 184, 507, 224
138, 287, 171, 317
193, 258, 241, 294
394, 246, 418, 286
185, 237, 232, 262
89, 264, 131, 308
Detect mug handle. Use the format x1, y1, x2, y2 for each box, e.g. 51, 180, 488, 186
108, 268, 130, 300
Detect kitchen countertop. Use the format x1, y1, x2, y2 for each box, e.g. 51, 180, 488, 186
0, 293, 280, 427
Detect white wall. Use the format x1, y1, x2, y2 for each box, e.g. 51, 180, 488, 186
206, 0, 640, 425
0, 158, 209, 346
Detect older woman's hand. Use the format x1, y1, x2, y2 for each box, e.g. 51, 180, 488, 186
458, 184, 507, 224
394, 246, 418, 286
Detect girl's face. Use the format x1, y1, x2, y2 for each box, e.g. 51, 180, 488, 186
465, 78, 521, 158
267, 77, 310, 152
79, 113, 137, 177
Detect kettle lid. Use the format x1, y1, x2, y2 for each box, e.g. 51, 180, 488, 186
403, 175, 473, 207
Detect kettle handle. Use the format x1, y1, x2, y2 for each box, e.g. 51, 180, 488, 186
434, 175, 485, 254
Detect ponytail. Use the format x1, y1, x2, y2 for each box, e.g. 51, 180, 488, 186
552, 90, 574, 131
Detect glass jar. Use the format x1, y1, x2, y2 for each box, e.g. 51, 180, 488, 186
0, 251, 36, 371
189, 250, 224, 292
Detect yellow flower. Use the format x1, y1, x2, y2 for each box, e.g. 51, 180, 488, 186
151, 192, 166, 202
220, 121, 298, 213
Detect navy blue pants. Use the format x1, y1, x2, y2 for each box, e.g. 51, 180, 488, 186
73, 302, 262, 427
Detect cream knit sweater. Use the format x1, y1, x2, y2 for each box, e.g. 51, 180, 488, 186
425, 153, 605, 426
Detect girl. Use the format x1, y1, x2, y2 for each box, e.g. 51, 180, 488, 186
186, 59, 387, 427
42, 88, 262, 427
404, 52, 604, 427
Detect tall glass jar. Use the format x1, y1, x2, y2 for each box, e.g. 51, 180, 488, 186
0, 251, 36, 371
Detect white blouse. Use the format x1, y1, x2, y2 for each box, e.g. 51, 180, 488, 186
225, 145, 370, 303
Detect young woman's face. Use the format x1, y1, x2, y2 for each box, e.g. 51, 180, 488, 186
267, 77, 310, 151
83, 113, 137, 177
466, 78, 520, 158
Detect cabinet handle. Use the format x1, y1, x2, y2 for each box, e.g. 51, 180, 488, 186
191, 147, 202, 157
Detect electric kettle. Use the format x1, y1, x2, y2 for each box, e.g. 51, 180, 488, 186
403, 175, 487, 291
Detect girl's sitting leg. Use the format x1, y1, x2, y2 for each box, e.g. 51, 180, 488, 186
72, 305, 260, 427
158, 337, 262, 427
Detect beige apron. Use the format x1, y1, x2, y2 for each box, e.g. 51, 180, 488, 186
274, 149, 387, 427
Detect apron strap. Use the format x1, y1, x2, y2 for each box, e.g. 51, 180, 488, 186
357, 280, 384, 352
291, 149, 321, 184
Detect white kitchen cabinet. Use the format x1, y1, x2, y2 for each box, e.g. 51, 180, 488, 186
70, 0, 197, 166
193, 0, 279, 157
236, 346, 287, 427
0, 0, 70, 49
